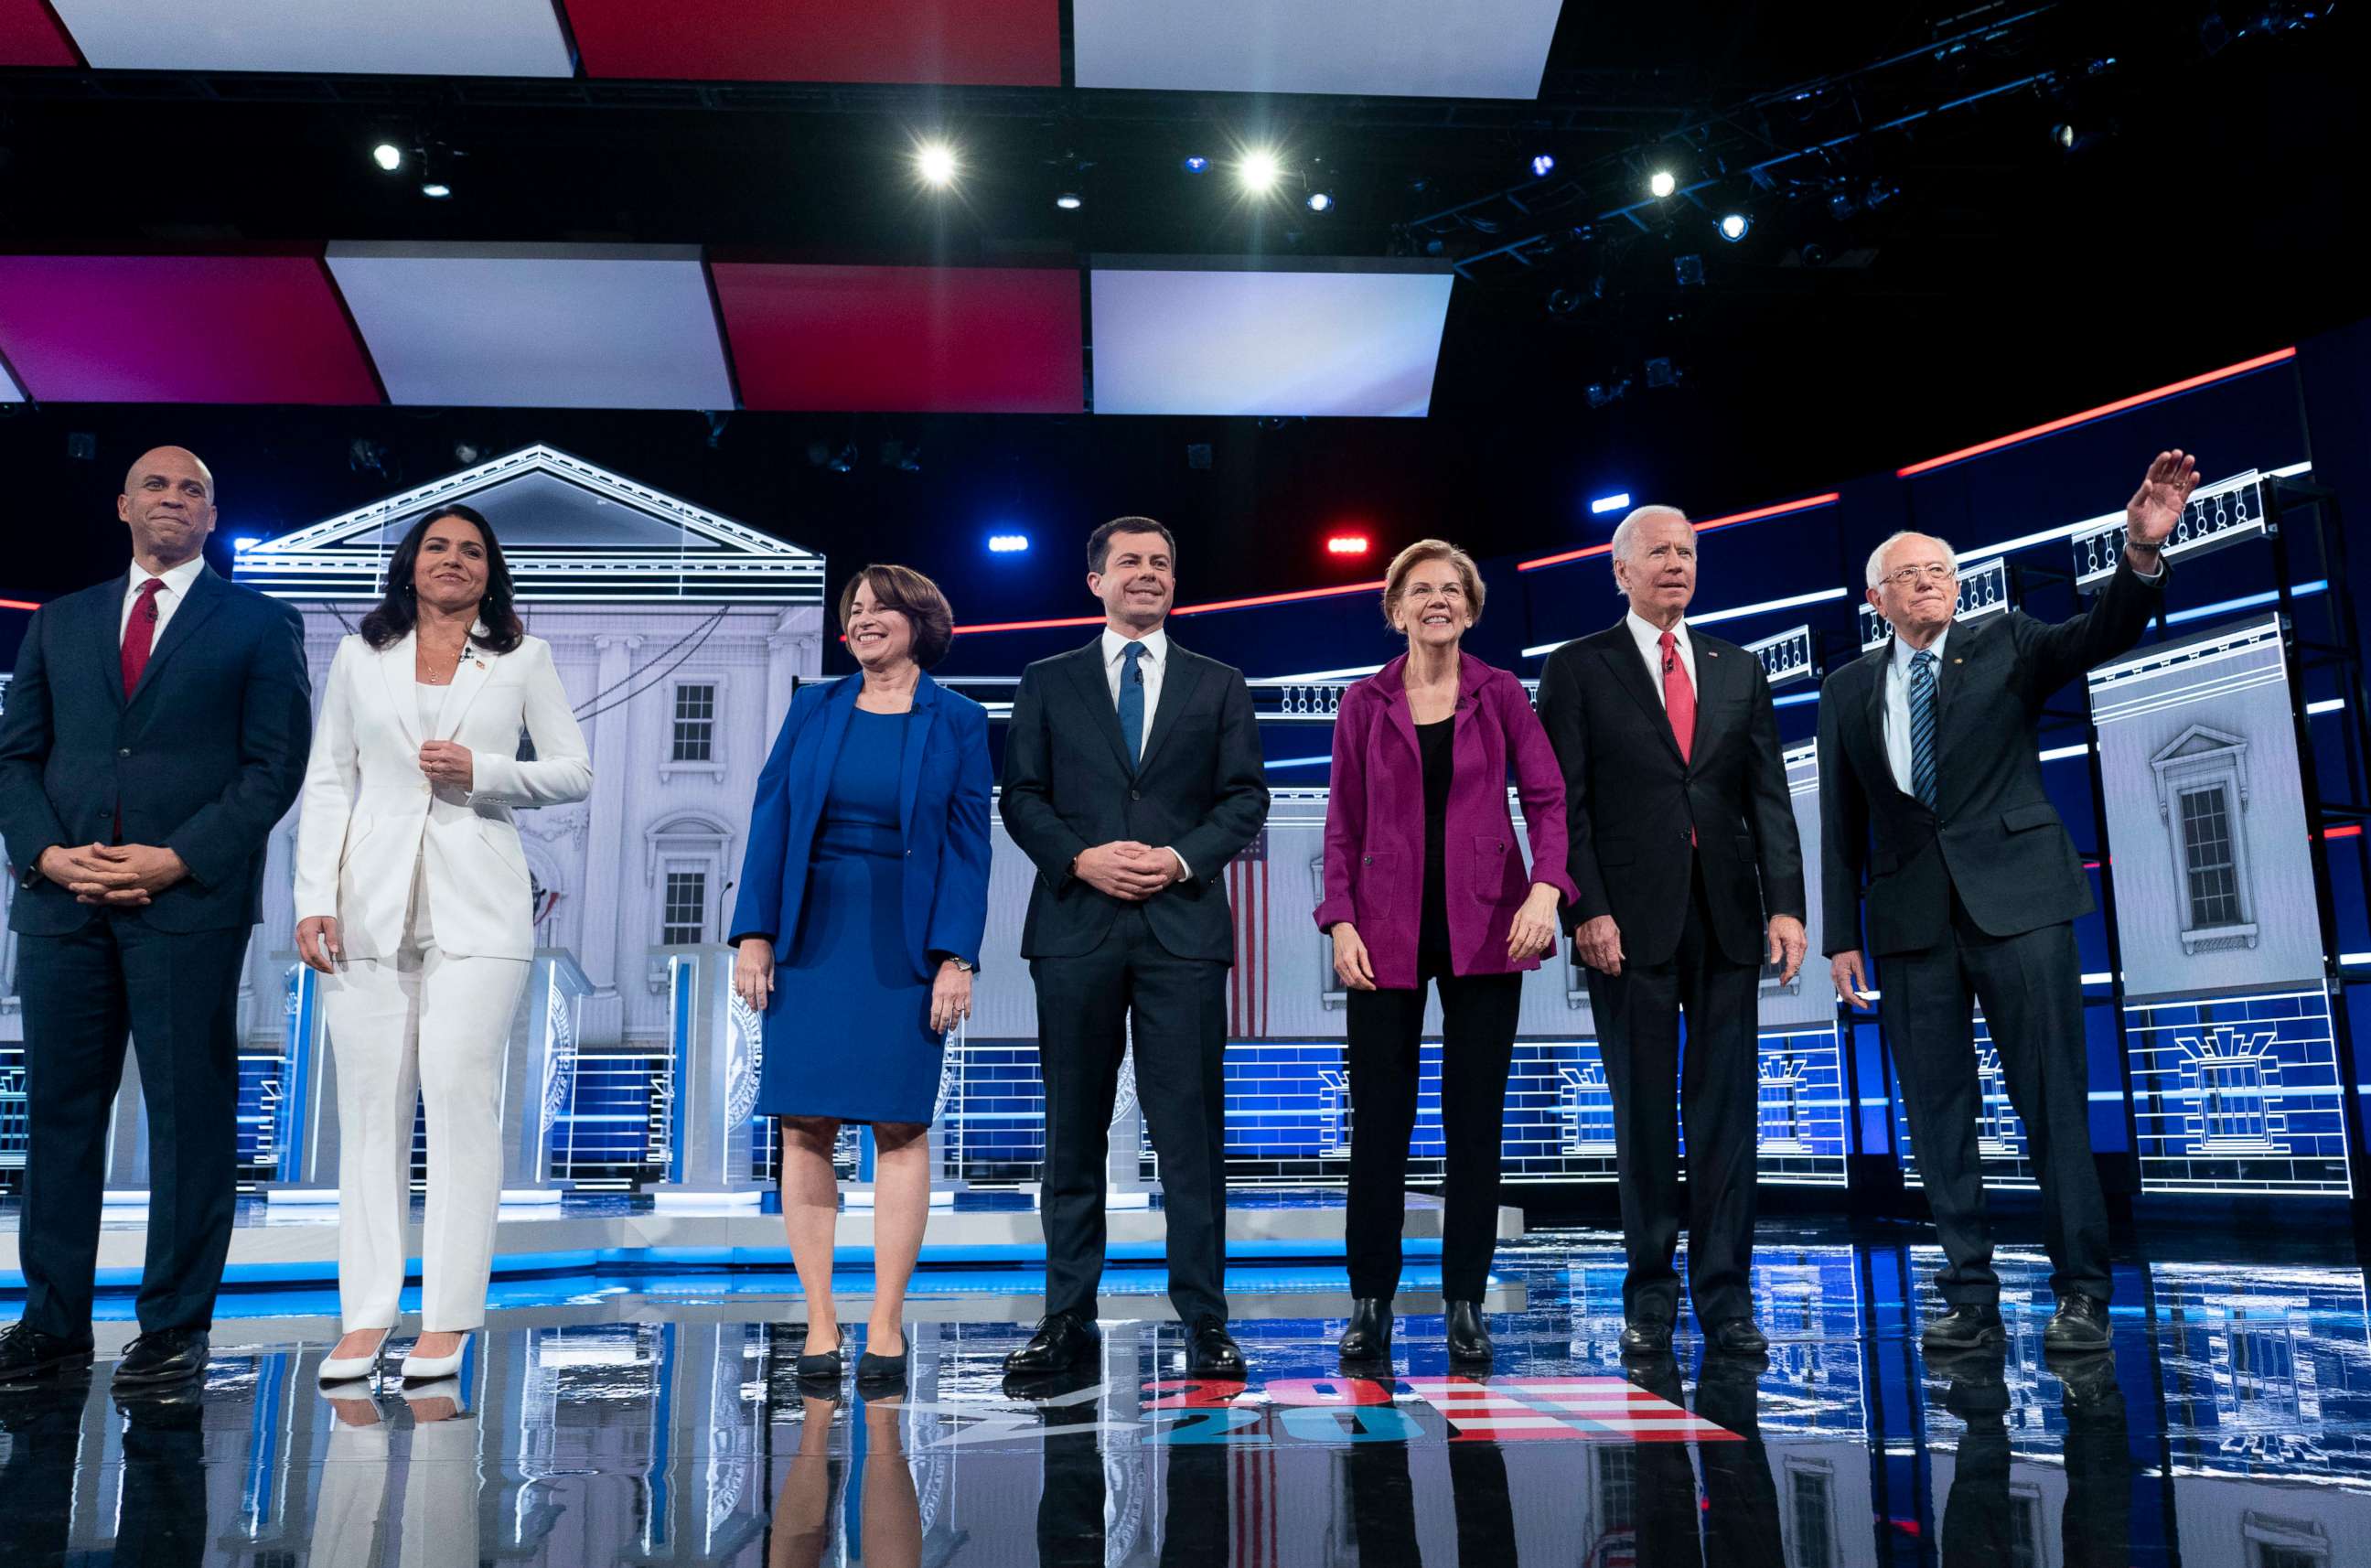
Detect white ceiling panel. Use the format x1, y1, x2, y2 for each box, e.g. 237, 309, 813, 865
0, 357, 21, 403
327, 243, 735, 411
50, 0, 574, 76
1089, 264, 1454, 418
1073, 0, 1563, 99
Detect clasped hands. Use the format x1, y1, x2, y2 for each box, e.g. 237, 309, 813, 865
1072, 840, 1186, 902
1330, 883, 1565, 992
419, 740, 474, 791
38, 842, 187, 908
1570, 910, 1807, 983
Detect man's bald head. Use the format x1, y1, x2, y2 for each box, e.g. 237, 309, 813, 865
117, 446, 219, 571
124, 446, 214, 502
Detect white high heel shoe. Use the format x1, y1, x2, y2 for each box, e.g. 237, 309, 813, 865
402, 1333, 470, 1383
317, 1328, 392, 1387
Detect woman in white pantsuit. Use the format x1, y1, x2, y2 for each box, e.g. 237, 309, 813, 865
292, 504, 591, 1385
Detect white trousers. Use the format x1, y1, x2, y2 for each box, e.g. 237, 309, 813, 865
322, 854, 527, 1332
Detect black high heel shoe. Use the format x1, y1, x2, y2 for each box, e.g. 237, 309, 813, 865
855, 1348, 908, 1388
795, 1331, 844, 1381
1445, 1300, 1494, 1365
1337, 1298, 1392, 1363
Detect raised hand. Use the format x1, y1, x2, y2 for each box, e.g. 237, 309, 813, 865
2125, 449, 2201, 551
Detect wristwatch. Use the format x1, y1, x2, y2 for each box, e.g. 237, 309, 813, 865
942, 957, 974, 972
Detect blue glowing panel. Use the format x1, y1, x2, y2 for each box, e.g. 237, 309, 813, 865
2125, 988, 2350, 1196
1760, 744, 1831, 1030
2152, 1262, 2371, 1495
1893, 1004, 2040, 1192
49, 0, 574, 74
1755, 1026, 1851, 1187
1073, 0, 1563, 99
0, 354, 20, 403
1089, 264, 1454, 418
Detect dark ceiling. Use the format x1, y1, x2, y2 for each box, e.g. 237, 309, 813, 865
0, 0, 2358, 625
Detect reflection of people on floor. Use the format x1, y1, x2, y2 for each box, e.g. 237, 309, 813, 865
308, 1379, 481, 1568
111, 1387, 210, 1568
1937, 1346, 2132, 1568
847, 1392, 923, 1568
770, 1393, 844, 1568
1934, 1345, 2014, 1568
2054, 1354, 2131, 1568
1342, 1431, 1518, 1567
0, 1369, 95, 1566
1021, 1366, 1112, 1568
309, 1390, 395, 1565
1623, 1352, 1781, 1567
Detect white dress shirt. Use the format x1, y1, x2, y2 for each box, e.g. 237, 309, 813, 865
1098, 625, 1190, 881
1623, 610, 1696, 705
119, 554, 207, 648
1882, 623, 1951, 797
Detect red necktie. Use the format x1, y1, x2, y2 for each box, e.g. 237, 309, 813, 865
120, 578, 164, 699
1658, 628, 1695, 761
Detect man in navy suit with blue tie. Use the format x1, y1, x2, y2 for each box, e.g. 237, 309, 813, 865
0, 446, 312, 1388
1000, 518, 1270, 1377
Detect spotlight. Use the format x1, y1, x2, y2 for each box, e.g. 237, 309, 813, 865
916, 141, 958, 188
231, 535, 262, 553
1238, 150, 1282, 195
1673, 254, 1705, 287
1718, 212, 1750, 242
1545, 287, 1583, 316
1305, 190, 1333, 212
1647, 169, 1677, 199
1182, 156, 1209, 174
2050, 122, 2076, 150
370, 143, 402, 172
987, 533, 1030, 554
1325, 533, 1371, 556
421, 182, 452, 199
1529, 153, 1556, 177
1056, 192, 1083, 210
1590, 492, 1631, 516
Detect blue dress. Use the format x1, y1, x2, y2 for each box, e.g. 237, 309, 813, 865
756, 708, 942, 1124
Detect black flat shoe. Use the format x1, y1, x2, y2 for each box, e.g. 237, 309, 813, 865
1337, 1298, 1391, 1363
113, 1328, 209, 1390
855, 1350, 908, 1388
2043, 1294, 2110, 1352
1004, 1312, 1100, 1375
1186, 1316, 1246, 1378
1921, 1303, 2004, 1351
0, 1322, 95, 1384
1706, 1316, 1769, 1355
1619, 1316, 1674, 1357
1444, 1301, 1493, 1364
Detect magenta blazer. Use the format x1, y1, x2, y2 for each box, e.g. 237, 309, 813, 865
1314, 650, 1579, 989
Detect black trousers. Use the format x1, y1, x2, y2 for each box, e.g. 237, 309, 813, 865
1880, 893, 2110, 1305
1033, 907, 1232, 1323
1342, 957, 1520, 1302
1584, 861, 1761, 1326
16, 916, 251, 1337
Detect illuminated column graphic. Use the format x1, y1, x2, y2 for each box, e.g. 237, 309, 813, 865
577, 631, 643, 1047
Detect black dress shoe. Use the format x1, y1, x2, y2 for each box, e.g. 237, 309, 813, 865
0, 1322, 95, 1384
1004, 1312, 1100, 1375
113, 1328, 209, 1390
1921, 1304, 2004, 1351
2047, 1348, 2123, 1419
1444, 1301, 1494, 1364
1337, 1298, 1391, 1363
1705, 1316, 1769, 1355
1186, 1316, 1246, 1377
1618, 1316, 1674, 1356
2044, 1294, 2111, 1353
854, 1349, 908, 1389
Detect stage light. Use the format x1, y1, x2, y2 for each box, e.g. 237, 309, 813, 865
231, 535, 262, 553
1718, 212, 1750, 242
1182, 156, 1209, 174
1590, 492, 1631, 515
1530, 153, 1556, 177
1647, 169, 1677, 199
1325, 533, 1371, 556
1238, 150, 1282, 195
916, 141, 958, 188
2051, 122, 2076, 150
988, 533, 1030, 554
1055, 192, 1082, 210
1305, 190, 1334, 212
370, 143, 402, 172
421, 182, 452, 199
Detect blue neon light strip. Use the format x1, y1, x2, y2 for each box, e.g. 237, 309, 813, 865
2162, 579, 2325, 625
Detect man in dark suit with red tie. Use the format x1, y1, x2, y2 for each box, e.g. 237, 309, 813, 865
0, 446, 312, 1389
1536, 504, 1807, 1357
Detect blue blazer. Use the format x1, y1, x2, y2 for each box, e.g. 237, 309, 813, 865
727, 671, 992, 981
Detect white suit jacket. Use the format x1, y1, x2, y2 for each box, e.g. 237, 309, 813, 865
293, 629, 592, 961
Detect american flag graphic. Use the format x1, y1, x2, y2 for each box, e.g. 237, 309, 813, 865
1226, 830, 1271, 1038
1400, 1377, 1742, 1443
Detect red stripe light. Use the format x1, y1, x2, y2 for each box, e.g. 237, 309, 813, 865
1518, 492, 1841, 573
1325, 533, 1371, 556
1896, 347, 2299, 478
0, 597, 39, 612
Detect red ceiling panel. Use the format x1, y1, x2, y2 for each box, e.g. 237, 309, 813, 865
713, 264, 1081, 413
564, 0, 1059, 85
0, 0, 79, 65
0, 255, 382, 404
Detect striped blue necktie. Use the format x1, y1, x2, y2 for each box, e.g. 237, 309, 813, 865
1119, 640, 1147, 769
1908, 649, 1939, 811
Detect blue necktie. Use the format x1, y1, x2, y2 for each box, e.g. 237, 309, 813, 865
1908, 649, 1939, 811
1118, 640, 1147, 769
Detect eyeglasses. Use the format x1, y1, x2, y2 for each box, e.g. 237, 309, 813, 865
1880, 563, 1957, 588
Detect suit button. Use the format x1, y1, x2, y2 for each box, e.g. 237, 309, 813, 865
118, 747, 130, 757
1131, 789, 1142, 800
1362, 854, 1372, 865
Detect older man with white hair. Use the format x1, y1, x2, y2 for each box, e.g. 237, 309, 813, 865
1818, 451, 2194, 1357
1537, 503, 1806, 1358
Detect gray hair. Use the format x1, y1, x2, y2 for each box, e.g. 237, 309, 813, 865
1865, 530, 1957, 589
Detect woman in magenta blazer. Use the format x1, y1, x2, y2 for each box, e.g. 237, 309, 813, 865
1314, 540, 1578, 1367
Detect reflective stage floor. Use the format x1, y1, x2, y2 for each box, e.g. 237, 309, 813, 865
4, 1219, 2367, 1566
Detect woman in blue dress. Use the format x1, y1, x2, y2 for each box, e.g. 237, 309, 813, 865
728, 564, 992, 1388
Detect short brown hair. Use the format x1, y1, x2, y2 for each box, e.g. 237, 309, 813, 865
1088, 516, 1178, 575
838, 564, 956, 669
1381, 540, 1486, 631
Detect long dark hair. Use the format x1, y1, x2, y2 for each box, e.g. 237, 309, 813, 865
359, 503, 525, 653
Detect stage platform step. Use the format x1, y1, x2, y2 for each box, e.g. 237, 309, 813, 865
0, 1188, 1526, 1293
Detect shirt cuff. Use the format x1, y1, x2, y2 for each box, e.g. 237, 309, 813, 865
1169, 848, 1192, 883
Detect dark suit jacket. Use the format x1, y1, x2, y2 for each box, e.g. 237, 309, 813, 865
726, 670, 992, 978
0, 563, 312, 934
1001, 635, 1270, 962
1535, 619, 1805, 969
1817, 554, 2166, 957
